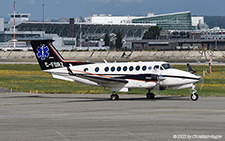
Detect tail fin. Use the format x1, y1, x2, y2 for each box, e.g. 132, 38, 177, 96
29, 39, 92, 70
30, 39, 65, 70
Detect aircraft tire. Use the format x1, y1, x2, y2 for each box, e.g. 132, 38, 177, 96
146, 93, 155, 99
190, 93, 199, 101
111, 94, 119, 101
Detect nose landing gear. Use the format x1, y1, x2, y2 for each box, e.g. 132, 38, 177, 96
190, 84, 199, 101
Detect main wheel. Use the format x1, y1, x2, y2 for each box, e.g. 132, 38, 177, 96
190, 93, 199, 101
110, 94, 119, 101
146, 93, 155, 99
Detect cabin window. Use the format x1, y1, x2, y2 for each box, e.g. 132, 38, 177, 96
148, 66, 152, 70
136, 66, 140, 71
105, 67, 109, 72
95, 67, 99, 72
117, 66, 121, 72
84, 68, 88, 72
111, 67, 115, 72
123, 66, 127, 71
129, 66, 134, 71
142, 66, 147, 71
153, 65, 159, 70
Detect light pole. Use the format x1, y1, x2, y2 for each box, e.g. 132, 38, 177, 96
42, 4, 45, 39
12, 1, 17, 50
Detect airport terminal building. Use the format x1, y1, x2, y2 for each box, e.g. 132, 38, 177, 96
1, 11, 203, 41
1, 10, 224, 51
132, 11, 194, 30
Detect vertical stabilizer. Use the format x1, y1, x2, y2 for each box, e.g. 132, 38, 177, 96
30, 39, 64, 70
29, 39, 92, 70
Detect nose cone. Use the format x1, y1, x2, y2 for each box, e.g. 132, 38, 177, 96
192, 74, 201, 83
182, 72, 201, 85
170, 69, 201, 84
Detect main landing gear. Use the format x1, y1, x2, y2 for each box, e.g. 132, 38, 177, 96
146, 90, 155, 99
110, 91, 119, 101
190, 84, 199, 101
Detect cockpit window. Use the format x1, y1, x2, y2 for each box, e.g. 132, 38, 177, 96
162, 64, 173, 70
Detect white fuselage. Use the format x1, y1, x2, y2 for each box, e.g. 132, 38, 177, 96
44, 61, 200, 92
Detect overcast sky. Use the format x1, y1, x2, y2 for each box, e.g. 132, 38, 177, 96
1, 0, 225, 20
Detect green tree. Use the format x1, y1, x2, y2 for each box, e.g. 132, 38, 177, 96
115, 31, 123, 50
104, 33, 110, 46
143, 26, 162, 39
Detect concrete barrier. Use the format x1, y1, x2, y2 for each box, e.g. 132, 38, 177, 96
163, 51, 174, 58
24, 51, 35, 58
2, 52, 11, 59
154, 51, 164, 57
0, 51, 4, 58
68, 52, 79, 59
107, 52, 123, 59
99, 51, 109, 59
60, 52, 71, 59
130, 51, 142, 59
9, 52, 22, 58
213, 52, 223, 58
0, 51, 224, 62
90, 51, 101, 59
76, 52, 93, 60
140, 51, 150, 58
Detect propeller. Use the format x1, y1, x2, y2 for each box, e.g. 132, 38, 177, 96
187, 63, 205, 91
199, 69, 206, 90
152, 66, 167, 94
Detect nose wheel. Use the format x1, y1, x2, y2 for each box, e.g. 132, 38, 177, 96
190, 84, 199, 101
191, 93, 199, 101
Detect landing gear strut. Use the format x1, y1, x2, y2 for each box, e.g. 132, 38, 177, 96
190, 84, 199, 101
146, 90, 155, 99
110, 91, 119, 101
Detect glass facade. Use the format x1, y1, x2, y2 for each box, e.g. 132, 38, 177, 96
132, 11, 194, 30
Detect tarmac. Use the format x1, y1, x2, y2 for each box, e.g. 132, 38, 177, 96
0, 91, 224, 141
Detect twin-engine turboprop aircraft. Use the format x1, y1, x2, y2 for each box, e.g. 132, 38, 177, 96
28, 39, 201, 101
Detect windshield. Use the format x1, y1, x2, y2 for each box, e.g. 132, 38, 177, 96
162, 64, 173, 70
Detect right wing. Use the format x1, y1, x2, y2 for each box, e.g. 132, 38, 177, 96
73, 74, 128, 87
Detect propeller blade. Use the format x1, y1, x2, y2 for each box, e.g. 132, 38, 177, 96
199, 78, 204, 90
153, 82, 160, 95
199, 70, 205, 90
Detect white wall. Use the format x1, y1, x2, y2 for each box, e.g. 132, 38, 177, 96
192, 17, 204, 27
85, 15, 143, 24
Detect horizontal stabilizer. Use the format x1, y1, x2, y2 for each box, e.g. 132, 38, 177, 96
52, 74, 74, 82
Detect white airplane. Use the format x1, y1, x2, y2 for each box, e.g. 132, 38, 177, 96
28, 39, 201, 101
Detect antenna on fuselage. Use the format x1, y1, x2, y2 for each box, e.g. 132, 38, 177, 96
103, 59, 108, 63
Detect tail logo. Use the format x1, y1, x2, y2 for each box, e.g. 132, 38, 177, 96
37, 44, 49, 60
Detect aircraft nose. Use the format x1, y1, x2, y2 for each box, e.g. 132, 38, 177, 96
192, 74, 201, 83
